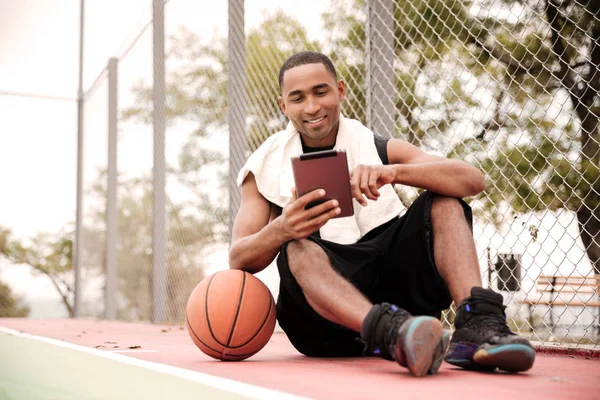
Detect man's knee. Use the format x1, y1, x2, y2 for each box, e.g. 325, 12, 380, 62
286, 239, 326, 276
432, 195, 462, 215
431, 195, 472, 228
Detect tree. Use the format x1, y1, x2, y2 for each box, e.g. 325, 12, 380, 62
0, 226, 74, 316
458, 0, 599, 273
119, 13, 322, 321
324, 0, 599, 273
0, 280, 29, 318
124, 11, 320, 154
0, 230, 30, 317
81, 172, 220, 323
128, 1, 598, 274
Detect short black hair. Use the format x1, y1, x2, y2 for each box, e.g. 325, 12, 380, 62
278, 51, 338, 94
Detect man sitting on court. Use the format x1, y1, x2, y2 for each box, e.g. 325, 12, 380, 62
229, 51, 535, 376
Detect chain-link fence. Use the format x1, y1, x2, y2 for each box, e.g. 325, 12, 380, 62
66, 0, 600, 348
1, 0, 598, 350
227, 0, 600, 347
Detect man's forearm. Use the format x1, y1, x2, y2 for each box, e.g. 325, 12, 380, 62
391, 160, 486, 198
229, 218, 290, 273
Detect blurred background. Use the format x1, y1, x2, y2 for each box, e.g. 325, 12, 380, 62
0, 0, 598, 349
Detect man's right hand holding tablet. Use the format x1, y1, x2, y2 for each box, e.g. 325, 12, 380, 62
278, 188, 341, 241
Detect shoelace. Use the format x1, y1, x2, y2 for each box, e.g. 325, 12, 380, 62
463, 297, 512, 336
467, 313, 513, 336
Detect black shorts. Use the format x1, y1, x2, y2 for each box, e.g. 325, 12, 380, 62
275, 191, 472, 357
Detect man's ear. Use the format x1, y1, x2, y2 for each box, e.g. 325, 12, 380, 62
278, 96, 287, 116
337, 80, 346, 102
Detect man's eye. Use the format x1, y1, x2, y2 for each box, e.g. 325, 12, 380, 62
316, 91, 327, 96
291, 97, 302, 102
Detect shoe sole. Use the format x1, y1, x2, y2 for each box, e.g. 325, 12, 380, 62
396, 316, 443, 377
473, 344, 536, 372
446, 342, 535, 373
428, 329, 451, 375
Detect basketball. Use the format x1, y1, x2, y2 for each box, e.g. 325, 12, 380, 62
185, 269, 276, 361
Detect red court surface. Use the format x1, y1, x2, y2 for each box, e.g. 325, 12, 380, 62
2, 318, 599, 400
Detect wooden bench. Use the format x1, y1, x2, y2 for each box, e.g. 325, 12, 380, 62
517, 274, 600, 333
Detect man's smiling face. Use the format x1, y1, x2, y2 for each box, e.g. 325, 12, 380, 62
278, 62, 345, 147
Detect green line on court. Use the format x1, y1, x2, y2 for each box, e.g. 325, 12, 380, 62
0, 331, 254, 400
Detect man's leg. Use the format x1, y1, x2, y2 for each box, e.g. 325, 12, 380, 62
286, 239, 445, 377
430, 195, 535, 373
286, 239, 371, 332
430, 195, 481, 305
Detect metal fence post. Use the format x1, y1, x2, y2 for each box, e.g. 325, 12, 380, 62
74, 0, 85, 318
366, 0, 395, 137
228, 0, 247, 242
152, 0, 167, 324
105, 57, 118, 320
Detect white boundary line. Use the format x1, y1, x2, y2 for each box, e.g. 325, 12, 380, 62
0, 326, 311, 400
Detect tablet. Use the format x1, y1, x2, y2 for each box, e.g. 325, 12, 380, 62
291, 149, 354, 218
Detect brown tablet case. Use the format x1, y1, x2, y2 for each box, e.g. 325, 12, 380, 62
291, 150, 354, 218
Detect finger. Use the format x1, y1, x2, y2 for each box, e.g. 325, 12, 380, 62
296, 205, 342, 234
368, 172, 381, 198
290, 187, 297, 202
305, 199, 339, 219
350, 169, 367, 206
294, 188, 326, 209
313, 207, 342, 229
360, 170, 378, 201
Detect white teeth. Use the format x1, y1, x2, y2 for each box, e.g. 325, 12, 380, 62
307, 117, 325, 124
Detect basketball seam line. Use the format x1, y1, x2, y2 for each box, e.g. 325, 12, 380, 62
185, 315, 260, 359
224, 273, 275, 348
204, 273, 223, 346
191, 296, 274, 350
226, 271, 246, 347
233, 291, 274, 348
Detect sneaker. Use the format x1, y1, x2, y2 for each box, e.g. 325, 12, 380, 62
444, 287, 535, 373
361, 303, 448, 377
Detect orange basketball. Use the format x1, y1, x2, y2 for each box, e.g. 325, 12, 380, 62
185, 269, 276, 361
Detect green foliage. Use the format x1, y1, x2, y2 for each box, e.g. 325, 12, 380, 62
81, 174, 219, 323
245, 11, 321, 149
123, 0, 599, 274
125, 12, 320, 153
0, 280, 29, 318
321, 0, 598, 269
115, 13, 327, 322
0, 226, 74, 317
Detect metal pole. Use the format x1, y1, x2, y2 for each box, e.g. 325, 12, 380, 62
366, 0, 395, 137
105, 57, 118, 320
152, 0, 167, 324
228, 0, 246, 241
74, 0, 85, 318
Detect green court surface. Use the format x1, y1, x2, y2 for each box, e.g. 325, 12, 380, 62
0, 328, 302, 400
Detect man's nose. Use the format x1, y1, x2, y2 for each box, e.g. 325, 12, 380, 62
304, 96, 321, 114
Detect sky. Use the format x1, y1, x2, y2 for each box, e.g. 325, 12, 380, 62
0, 0, 595, 322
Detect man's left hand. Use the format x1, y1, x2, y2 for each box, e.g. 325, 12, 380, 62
349, 164, 396, 206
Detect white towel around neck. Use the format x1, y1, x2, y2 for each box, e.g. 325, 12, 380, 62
237, 115, 404, 244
